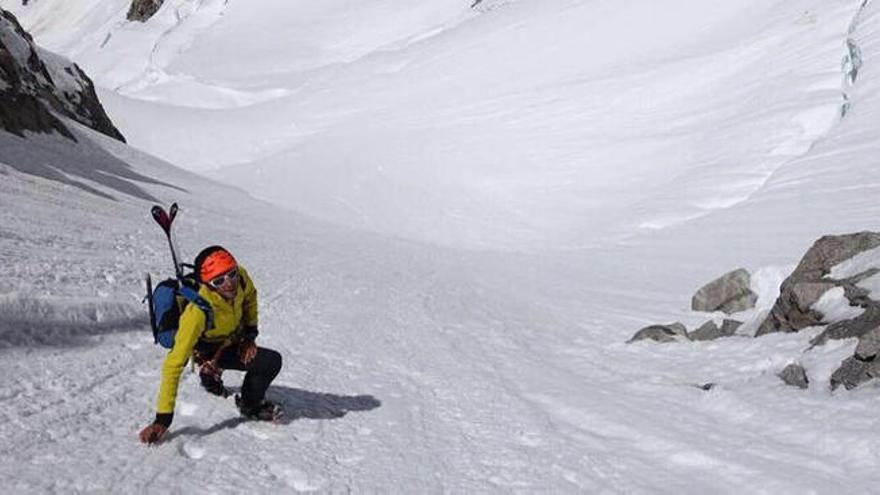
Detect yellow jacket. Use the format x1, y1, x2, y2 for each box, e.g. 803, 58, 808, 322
156, 266, 258, 414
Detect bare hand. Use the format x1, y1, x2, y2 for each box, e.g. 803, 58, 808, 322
139, 423, 168, 444
240, 341, 257, 364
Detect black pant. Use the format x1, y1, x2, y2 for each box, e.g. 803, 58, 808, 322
214, 345, 283, 407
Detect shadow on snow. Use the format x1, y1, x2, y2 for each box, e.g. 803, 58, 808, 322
0, 125, 184, 202
166, 385, 382, 441
0, 297, 146, 349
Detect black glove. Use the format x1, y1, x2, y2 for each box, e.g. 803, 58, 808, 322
242, 325, 259, 342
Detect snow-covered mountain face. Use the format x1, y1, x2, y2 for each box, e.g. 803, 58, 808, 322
7, 0, 872, 251
0, 8, 124, 141
5, 0, 880, 492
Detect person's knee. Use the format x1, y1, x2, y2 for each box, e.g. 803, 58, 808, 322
261, 348, 282, 374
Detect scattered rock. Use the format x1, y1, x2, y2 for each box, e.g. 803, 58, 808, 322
689, 319, 742, 341
628, 322, 688, 343
127, 0, 164, 22
689, 321, 720, 341
830, 356, 880, 391
720, 319, 743, 336
816, 304, 880, 391
692, 268, 757, 314
757, 232, 880, 336
778, 364, 809, 389
854, 325, 880, 360
809, 303, 880, 347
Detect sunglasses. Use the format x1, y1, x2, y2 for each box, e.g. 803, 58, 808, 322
208, 268, 239, 288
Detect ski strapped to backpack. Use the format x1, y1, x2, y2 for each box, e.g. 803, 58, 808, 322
144, 203, 214, 349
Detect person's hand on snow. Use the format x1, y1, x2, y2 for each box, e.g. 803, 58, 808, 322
240, 340, 257, 364
139, 422, 167, 444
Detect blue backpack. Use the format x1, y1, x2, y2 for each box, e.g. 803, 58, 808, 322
145, 274, 214, 349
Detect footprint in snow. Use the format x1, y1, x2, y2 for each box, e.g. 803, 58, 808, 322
177, 401, 199, 417
516, 431, 542, 447
269, 465, 324, 492
178, 440, 206, 460
334, 454, 364, 466
241, 422, 271, 440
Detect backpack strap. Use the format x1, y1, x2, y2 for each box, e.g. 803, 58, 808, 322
178, 284, 215, 331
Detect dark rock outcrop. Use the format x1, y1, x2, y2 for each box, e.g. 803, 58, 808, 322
778, 364, 809, 389
628, 322, 689, 344
823, 311, 880, 390
0, 8, 124, 141
127, 0, 164, 22
692, 268, 757, 314
756, 232, 880, 336
779, 233, 880, 390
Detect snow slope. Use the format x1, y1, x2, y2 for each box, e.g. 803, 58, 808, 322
5, 0, 869, 250
2, 0, 880, 492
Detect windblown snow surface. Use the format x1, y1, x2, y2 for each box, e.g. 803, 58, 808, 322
3, 0, 880, 492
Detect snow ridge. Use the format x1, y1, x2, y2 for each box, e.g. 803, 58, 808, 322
634, 1, 869, 235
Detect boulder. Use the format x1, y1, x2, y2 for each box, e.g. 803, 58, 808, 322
809, 303, 880, 347
628, 322, 688, 344
690, 321, 720, 341
839, 268, 880, 305
854, 325, 880, 360
127, 0, 164, 22
830, 356, 880, 391
813, 305, 880, 391
0, 9, 124, 141
778, 364, 809, 389
720, 319, 743, 336
690, 318, 743, 341
757, 232, 880, 336
692, 268, 757, 314
790, 282, 837, 313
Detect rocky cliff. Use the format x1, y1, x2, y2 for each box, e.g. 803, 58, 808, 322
127, 0, 164, 22
0, 8, 125, 142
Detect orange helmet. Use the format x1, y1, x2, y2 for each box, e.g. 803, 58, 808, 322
194, 246, 238, 283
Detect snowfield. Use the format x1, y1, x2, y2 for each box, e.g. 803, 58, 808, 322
3, 0, 880, 492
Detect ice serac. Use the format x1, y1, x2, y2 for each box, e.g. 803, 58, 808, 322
0, 8, 124, 142
127, 0, 164, 22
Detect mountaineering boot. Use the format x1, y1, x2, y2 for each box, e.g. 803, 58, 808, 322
235, 394, 283, 421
